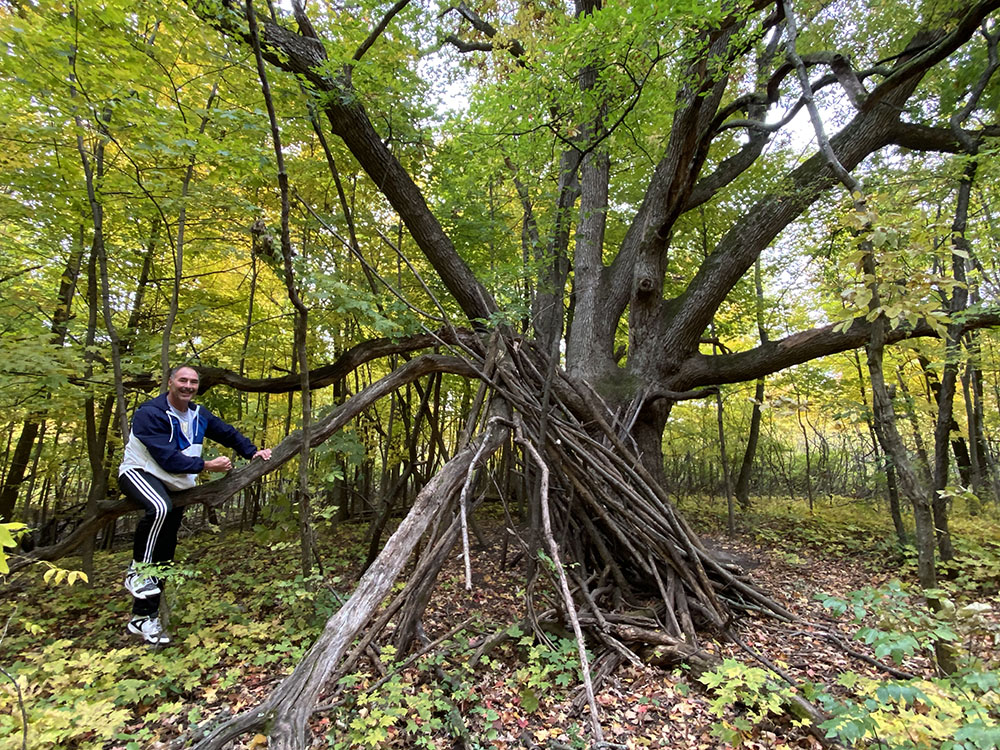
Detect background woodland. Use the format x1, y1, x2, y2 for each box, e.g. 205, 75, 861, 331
2, 0, 1000, 748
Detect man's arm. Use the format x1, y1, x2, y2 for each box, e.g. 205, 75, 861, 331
202, 410, 259, 459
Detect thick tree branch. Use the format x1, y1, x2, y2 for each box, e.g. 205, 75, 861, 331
890, 121, 1000, 152
442, 1, 525, 58
122, 328, 482, 394
675, 309, 1000, 389
640, 0, 1000, 368
442, 35, 493, 53
10, 354, 481, 571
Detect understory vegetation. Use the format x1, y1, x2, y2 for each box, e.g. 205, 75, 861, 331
3, 498, 998, 749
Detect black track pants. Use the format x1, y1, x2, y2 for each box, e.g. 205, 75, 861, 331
118, 469, 186, 617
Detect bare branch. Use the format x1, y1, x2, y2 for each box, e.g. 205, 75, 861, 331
0, 265, 42, 286
677, 309, 1000, 388
442, 34, 494, 53
354, 0, 411, 61
829, 52, 868, 108
442, 1, 525, 58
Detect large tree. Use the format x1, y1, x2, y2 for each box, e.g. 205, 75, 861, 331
5, 0, 1000, 745
177, 0, 1000, 745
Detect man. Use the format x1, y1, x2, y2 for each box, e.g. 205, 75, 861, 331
118, 365, 272, 644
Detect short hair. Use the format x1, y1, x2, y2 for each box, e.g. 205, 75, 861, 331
168, 364, 200, 380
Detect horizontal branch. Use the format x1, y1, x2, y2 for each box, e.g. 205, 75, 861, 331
123, 328, 482, 394
890, 121, 1000, 153
11, 354, 481, 570
675, 308, 1000, 388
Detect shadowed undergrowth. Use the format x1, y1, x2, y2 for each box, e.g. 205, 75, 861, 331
3, 499, 999, 749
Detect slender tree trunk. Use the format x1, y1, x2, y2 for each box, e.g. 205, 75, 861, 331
0, 230, 84, 521
795, 391, 814, 512
851, 351, 906, 543
865, 277, 939, 588
247, 0, 317, 577
237, 255, 259, 422
709, 324, 736, 533
783, 3, 955, 668
735, 257, 769, 510
895, 367, 933, 486
931, 161, 976, 561
0, 422, 13, 488
962, 346, 990, 509
21, 422, 48, 521
0, 422, 40, 522
160, 81, 219, 384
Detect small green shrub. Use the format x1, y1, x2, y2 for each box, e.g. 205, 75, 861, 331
811, 582, 1000, 749
507, 625, 584, 712
697, 658, 805, 744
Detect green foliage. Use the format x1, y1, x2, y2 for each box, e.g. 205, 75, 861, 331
508, 627, 584, 712
810, 582, 1000, 749
331, 637, 485, 749
698, 658, 803, 744
817, 580, 960, 666
0, 523, 28, 575
701, 583, 1000, 750
816, 669, 1000, 750
327, 625, 586, 748
0, 529, 336, 749
938, 536, 1000, 596
333, 667, 451, 748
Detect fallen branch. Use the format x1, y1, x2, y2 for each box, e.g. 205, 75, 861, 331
9, 354, 480, 573
189, 408, 510, 750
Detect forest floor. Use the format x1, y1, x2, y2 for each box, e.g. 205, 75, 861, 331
2, 497, 997, 749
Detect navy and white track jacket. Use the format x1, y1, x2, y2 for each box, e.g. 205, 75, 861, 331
118, 393, 257, 491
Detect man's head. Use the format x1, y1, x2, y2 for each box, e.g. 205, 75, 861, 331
166, 365, 200, 411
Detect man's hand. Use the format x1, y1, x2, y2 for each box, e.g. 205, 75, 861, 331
252, 448, 272, 461
202, 456, 233, 473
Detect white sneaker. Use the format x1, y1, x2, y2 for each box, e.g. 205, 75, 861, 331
127, 616, 171, 645
124, 571, 161, 599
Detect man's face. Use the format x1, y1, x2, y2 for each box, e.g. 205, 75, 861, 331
167, 367, 199, 409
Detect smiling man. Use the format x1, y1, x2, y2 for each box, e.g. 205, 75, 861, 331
117, 364, 272, 644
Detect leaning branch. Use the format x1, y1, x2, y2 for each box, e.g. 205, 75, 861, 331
354, 0, 411, 61
9, 354, 480, 571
